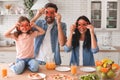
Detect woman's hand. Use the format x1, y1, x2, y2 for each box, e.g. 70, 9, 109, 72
14, 22, 20, 29
86, 24, 94, 34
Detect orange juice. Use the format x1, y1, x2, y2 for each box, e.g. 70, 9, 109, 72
71, 65, 77, 75
46, 62, 56, 70
2, 68, 7, 77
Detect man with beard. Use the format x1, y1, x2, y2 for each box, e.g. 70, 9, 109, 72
31, 3, 66, 65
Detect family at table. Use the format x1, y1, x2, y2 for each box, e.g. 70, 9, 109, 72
4, 3, 99, 74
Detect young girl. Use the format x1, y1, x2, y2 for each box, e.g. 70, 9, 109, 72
4, 16, 45, 74
64, 15, 99, 66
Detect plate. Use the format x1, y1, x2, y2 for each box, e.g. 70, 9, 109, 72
80, 67, 96, 72
48, 74, 73, 80
55, 66, 70, 72
28, 73, 46, 80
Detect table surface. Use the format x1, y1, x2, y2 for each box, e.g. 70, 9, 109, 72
0, 63, 120, 80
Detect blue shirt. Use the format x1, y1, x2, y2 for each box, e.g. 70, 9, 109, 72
34, 19, 66, 65
64, 42, 99, 66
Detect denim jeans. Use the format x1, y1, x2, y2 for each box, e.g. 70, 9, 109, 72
10, 58, 39, 74
37, 60, 46, 65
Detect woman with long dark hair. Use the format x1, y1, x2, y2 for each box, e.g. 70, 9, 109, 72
64, 15, 99, 66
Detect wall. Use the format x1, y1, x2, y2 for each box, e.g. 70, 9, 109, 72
0, 0, 27, 46
0, 0, 120, 46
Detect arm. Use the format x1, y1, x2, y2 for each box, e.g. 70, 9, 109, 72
55, 13, 66, 46
31, 22, 45, 35
31, 8, 45, 22
66, 24, 76, 47
86, 25, 98, 49
4, 23, 19, 39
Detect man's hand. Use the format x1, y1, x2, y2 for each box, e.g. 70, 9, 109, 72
70, 24, 76, 34
55, 13, 61, 24
37, 8, 45, 16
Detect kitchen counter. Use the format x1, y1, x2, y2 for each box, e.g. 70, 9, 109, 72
0, 46, 15, 52
0, 63, 120, 80
60, 46, 120, 52
99, 46, 120, 52
0, 46, 120, 52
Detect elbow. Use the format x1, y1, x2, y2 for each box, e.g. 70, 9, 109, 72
40, 30, 45, 35
42, 30, 45, 35
92, 46, 99, 54
63, 45, 72, 52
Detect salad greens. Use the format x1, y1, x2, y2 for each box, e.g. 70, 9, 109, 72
79, 73, 100, 80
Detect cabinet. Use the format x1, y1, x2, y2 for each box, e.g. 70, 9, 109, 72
90, 0, 118, 30
0, 0, 25, 16
0, 0, 27, 24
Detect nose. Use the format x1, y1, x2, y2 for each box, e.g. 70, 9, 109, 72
46, 13, 52, 17
78, 26, 83, 29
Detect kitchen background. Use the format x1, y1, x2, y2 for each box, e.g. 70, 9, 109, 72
0, 0, 120, 65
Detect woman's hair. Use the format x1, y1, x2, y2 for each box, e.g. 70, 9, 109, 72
72, 15, 95, 49
14, 16, 33, 38
44, 3, 58, 12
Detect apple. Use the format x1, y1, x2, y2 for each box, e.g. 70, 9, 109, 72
96, 66, 102, 72
101, 72, 107, 79
107, 70, 116, 78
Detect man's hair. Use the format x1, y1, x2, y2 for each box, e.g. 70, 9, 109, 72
44, 3, 58, 12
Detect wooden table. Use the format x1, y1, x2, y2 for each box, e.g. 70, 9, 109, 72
0, 63, 120, 80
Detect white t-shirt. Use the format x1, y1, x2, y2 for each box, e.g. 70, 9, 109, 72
79, 41, 83, 66
36, 23, 53, 61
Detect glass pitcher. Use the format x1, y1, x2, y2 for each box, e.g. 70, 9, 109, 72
45, 54, 56, 70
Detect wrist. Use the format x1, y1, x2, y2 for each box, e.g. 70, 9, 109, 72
57, 22, 61, 27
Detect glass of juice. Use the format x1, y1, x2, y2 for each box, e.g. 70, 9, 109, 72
1, 68, 7, 78
71, 63, 77, 75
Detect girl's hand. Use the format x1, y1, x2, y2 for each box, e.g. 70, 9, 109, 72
55, 13, 61, 24
86, 24, 94, 34
15, 22, 20, 28
70, 24, 76, 34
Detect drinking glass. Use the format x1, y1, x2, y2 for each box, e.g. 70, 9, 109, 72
71, 63, 77, 75
1, 68, 7, 78
45, 54, 56, 70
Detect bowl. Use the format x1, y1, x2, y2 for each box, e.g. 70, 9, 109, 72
97, 69, 120, 80
95, 58, 120, 80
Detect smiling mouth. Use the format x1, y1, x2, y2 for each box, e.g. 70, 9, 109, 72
79, 29, 87, 33
47, 17, 52, 20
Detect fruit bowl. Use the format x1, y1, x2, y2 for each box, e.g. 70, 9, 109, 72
97, 69, 120, 80
95, 58, 120, 80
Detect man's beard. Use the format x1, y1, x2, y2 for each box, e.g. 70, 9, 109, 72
45, 17, 55, 24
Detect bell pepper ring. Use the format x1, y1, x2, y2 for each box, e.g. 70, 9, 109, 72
45, 9, 55, 16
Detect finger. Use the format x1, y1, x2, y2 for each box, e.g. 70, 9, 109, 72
54, 13, 57, 16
